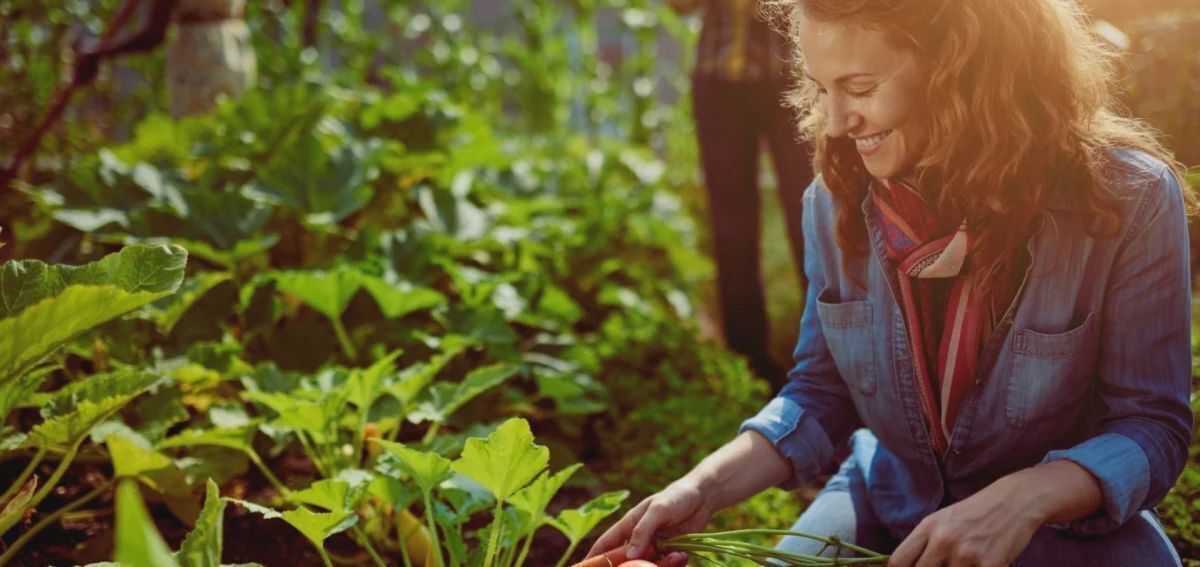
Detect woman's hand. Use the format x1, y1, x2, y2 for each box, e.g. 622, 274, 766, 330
584, 479, 711, 567
888, 475, 1043, 567
888, 460, 1101, 567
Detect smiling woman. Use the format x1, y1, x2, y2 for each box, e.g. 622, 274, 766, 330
584, 0, 1196, 566
795, 18, 928, 181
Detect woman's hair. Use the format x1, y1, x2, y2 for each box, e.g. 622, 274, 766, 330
763, 0, 1194, 293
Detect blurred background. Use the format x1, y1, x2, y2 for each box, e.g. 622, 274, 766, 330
0, 0, 1198, 563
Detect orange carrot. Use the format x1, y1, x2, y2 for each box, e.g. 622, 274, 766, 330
570, 544, 659, 567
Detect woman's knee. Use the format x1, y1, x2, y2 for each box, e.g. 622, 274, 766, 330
1015, 511, 1181, 567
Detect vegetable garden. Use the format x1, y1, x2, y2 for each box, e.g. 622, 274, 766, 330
0, 1, 1198, 565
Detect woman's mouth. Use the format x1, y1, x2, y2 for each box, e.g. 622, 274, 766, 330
855, 130, 892, 155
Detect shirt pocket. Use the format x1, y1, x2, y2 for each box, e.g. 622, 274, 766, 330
816, 290, 877, 395
1004, 311, 1100, 428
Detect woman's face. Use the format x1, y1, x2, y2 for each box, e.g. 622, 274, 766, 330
797, 15, 929, 181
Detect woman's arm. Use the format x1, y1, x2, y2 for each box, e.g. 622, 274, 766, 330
686, 430, 794, 510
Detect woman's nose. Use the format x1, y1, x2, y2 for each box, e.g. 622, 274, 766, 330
824, 98, 863, 138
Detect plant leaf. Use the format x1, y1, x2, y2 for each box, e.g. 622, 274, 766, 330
450, 417, 548, 503
372, 440, 453, 495
176, 479, 225, 567
41, 369, 160, 419
159, 425, 258, 454
28, 397, 133, 449
0, 476, 37, 529
407, 363, 521, 425
0, 364, 53, 422
359, 276, 445, 319
288, 479, 362, 512
347, 351, 401, 413
387, 337, 470, 409
0, 244, 187, 385
509, 463, 582, 520
108, 434, 193, 498
281, 507, 358, 548
546, 490, 629, 544
270, 268, 362, 322
114, 480, 182, 567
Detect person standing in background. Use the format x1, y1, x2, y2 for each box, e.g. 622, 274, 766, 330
670, 0, 815, 392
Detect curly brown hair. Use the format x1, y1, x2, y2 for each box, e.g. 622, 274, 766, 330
762, 0, 1194, 293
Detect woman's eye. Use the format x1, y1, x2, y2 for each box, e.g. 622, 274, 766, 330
847, 86, 878, 98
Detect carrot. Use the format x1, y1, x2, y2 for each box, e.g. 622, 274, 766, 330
570, 543, 659, 567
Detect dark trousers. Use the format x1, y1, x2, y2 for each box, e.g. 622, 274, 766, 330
692, 75, 814, 391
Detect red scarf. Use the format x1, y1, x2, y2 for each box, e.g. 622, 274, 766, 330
872, 178, 1009, 455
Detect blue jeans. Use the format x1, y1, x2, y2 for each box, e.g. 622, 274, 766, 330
775, 456, 1183, 566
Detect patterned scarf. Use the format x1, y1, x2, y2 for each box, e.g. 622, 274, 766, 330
872, 178, 992, 456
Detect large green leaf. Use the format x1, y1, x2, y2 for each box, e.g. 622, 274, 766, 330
114, 480, 181, 567
508, 463, 582, 521
408, 363, 521, 425
248, 133, 380, 227
288, 479, 362, 513
0, 244, 187, 384
158, 425, 258, 454
107, 434, 193, 501
270, 268, 362, 322
28, 397, 132, 449
0, 365, 53, 422
450, 418, 548, 503
372, 440, 453, 495
176, 480, 225, 567
545, 490, 629, 544
228, 497, 356, 550
41, 369, 160, 420
359, 276, 446, 319
281, 507, 358, 549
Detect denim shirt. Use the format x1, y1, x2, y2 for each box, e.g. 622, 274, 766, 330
740, 148, 1194, 540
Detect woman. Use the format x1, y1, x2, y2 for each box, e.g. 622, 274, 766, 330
587, 0, 1194, 565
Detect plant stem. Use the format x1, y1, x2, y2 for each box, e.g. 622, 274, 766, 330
317, 545, 335, 567
553, 538, 581, 567
352, 524, 388, 567
0, 438, 82, 536
512, 529, 536, 567
296, 430, 330, 478
0, 479, 111, 564
331, 317, 358, 361
0, 446, 45, 505
245, 449, 290, 496
666, 528, 888, 558
422, 491, 444, 567
482, 500, 505, 567
420, 422, 441, 445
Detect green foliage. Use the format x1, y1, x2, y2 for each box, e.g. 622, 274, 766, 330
0, 2, 795, 564
113, 481, 181, 567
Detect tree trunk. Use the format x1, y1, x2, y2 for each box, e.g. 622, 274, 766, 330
167, 0, 256, 116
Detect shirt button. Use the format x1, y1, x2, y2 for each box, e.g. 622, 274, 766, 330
953, 448, 962, 456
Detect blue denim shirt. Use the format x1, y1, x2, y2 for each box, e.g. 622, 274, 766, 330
740, 149, 1193, 540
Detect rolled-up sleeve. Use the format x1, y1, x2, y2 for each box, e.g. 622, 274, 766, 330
1040, 164, 1194, 535
739, 182, 863, 489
